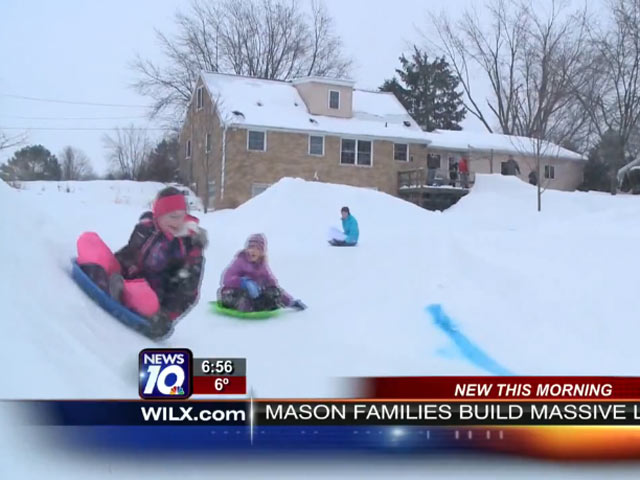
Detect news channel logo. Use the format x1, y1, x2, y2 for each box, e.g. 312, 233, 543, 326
139, 348, 193, 399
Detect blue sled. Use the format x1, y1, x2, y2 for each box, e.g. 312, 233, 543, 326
71, 258, 165, 339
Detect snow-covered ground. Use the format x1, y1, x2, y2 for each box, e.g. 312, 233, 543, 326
1, 176, 639, 477
11, 179, 204, 211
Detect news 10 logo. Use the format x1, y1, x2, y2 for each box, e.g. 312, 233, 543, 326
139, 348, 193, 399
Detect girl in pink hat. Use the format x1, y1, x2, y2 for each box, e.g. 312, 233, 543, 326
76, 186, 207, 335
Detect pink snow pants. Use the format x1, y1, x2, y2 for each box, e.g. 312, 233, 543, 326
77, 232, 160, 317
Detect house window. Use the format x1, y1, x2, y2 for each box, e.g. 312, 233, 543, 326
357, 140, 372, 166
196, 86, 204, 110
205, 133, 211, 153
394, 143, 408, 161
309, 135, 324, 156
186, 139, 192, 159
544, 165, 555, 179
341, 139, 372, 166
247, 130, 266, 151
341, 139, 356, 164
329, 90, 340, 109
207, 181, 215, 209
427, 153, 441, 169
251, 183, 271, 197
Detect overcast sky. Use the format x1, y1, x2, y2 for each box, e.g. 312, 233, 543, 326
0, 0, 513, 173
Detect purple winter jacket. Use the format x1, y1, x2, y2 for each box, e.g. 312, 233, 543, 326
221, 250, 293, 306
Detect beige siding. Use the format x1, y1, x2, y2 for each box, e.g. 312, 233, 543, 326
294, 82, 353, 118
466, 151, 584, 191
419, 148, 585, 192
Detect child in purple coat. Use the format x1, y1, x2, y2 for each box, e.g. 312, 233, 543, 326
218, 234, 306, 312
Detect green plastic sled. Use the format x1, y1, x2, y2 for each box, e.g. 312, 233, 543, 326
209, 301, 283, 319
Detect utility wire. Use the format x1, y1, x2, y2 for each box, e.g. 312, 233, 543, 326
0, 93, 150, 108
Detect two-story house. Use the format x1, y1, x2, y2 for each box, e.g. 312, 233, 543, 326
179, 72, 586, 210
179, 72, 433, 210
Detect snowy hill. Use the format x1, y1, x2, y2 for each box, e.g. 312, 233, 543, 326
2, 176, 640, 478
12, 179, 203, 211
2, 175, 640, 402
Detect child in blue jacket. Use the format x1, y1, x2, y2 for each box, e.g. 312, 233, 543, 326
329, 207, 359, 246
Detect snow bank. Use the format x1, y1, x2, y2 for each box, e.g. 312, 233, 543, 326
2, 174, 640, 404
13, 180, 203, 211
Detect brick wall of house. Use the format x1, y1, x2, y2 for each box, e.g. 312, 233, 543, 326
216, 127, 426, 208
179, 78, 223, 211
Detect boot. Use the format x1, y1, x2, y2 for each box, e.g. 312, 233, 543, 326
108, 273, 124, 302
80, 264, 109, 293
147, 311, 174, 339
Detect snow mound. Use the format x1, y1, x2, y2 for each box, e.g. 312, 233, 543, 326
13, 180, 203, 211
226, 177, 434, 246
2, 173, 640, 406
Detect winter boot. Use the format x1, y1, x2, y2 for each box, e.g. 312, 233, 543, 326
147, 311, 174, 339
255, 287, 282, 311
108, 273, 124, 302
80, 264, 109, 293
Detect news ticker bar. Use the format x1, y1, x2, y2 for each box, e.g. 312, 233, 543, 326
358, 376, 640, 400
20, 400, 640, 426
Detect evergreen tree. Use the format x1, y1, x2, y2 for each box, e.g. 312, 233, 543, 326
580, 130, 630, 192
381, 46, 466, 131
0, 145, 61, 181
139, 136, 179, 182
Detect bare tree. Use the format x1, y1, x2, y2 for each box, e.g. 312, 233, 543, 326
0, 131, 27, 152
132, 0, 352, 119
572, 0, 640, 192
102, 125, 152, 180
428, 0, 593, 147
509, 134, 567, 211
59, 146, 95, 180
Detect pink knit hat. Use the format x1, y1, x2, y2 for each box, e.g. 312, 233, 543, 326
246, 233, 266, 252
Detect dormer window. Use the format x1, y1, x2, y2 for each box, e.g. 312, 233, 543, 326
196, 86, 203, 110
329, 90, 340, 110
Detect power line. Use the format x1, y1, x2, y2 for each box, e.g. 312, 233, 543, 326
0, 126, 174, 131
0, 93, 150, 108
0, 115, 162, 121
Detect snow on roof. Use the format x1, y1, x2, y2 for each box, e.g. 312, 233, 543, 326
291, 76, 355, 87
426, 129, 585, 161
201, 72, 429, 142
200, 72, 584, 160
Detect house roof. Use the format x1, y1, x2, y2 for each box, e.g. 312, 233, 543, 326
200, 72, 430, 143
425, 130, 586, 161
198, 72, 585, 161
291, 76, 356, 87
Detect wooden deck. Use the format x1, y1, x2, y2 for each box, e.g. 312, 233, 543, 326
397, 169, 474, 211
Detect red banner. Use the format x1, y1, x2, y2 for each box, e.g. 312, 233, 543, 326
357, 376, 640, 400
193, 376, 247, 395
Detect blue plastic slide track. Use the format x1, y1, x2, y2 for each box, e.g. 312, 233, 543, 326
426, 304, 513, 376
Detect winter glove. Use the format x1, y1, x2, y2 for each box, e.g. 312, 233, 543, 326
191, 225, 208, 248
240, 277, 261, 299
291, 299, 307, 311
147, 310, 174, 339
